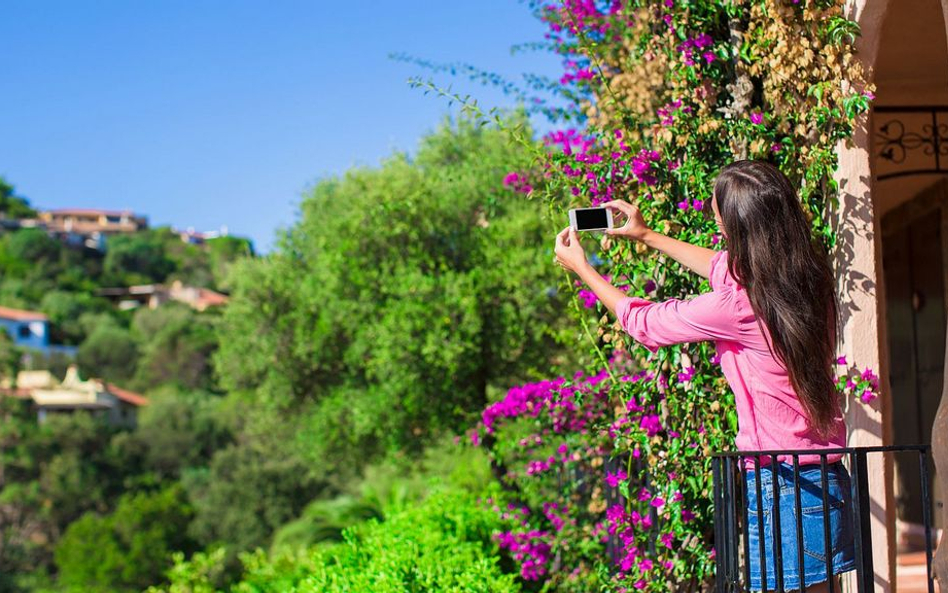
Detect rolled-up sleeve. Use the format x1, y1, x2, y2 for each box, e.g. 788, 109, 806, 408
615, 290, 742, 353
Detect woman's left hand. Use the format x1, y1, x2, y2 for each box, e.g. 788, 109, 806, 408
554, 226, 588, 274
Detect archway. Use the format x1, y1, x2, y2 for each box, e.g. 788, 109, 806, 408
837, 0, 948, 590
873, 0, 948, 588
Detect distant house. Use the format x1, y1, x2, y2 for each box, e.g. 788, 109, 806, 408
1, 366, 147, 427
176, 225, 229, 246
6, 208, 149, 251
0, 306, 49, 350
98, 280, 229, 312
0, 305, 78, 357
168, 281, 229, 311
38, 208, 148, 235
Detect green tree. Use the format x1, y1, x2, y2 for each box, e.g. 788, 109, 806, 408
206, 235, 254, 291
77, 324, 139, 383
0, 331, 21, 383
131, 304, 219, 391
0, 178, 37, 219
214, 115, 577, 479
0, 409, 126, 581
113, 387, 232, 480
39, 291, 109, 345
55, 485, 195, 593
103, 232, 175, 286
182, 442, 323, 554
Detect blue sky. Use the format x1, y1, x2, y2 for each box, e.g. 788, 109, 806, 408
0, 1, 564, 251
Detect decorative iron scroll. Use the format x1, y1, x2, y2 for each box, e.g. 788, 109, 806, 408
873, 106, 948, 181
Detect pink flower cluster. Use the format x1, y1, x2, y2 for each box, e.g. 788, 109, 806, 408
543, 0, 617, 36
574, 275, 631, 308
605, 468, 628, 488
503, 171, 533, 194
544, 128, 595, 155
560, 59, 596, 85
676, 366, 696, 384
481, 369, 612, 440
495, 530, 552, 580
835, 356, 881, 403
526, 442, 574, 476
657, 99, 692, 126
542, 501, 571, 531
677, 33, 716, 67
677, 197, 703, 212
630, 149, 662, 187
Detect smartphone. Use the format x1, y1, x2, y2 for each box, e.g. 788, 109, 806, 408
569, 207, 613, 232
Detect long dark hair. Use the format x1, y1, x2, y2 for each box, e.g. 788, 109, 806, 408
710, 160, 840, 439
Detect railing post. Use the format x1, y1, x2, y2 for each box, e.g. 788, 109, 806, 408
740, 456, 752, 592
791, 455, 805, 593
711, 446, 936, 592
820, 455, 834, 593
918, 449, 935, 593
849, 449, 874, 593
771, 455, 785, 593
713, 456, 725, 593
933, 337, 948, 591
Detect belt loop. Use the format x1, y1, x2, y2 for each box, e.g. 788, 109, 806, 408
776, 456, 788, 489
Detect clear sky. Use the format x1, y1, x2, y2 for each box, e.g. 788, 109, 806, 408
0, 1, 563, 251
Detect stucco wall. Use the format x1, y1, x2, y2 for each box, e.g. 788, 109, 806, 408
837, 0, 948, 589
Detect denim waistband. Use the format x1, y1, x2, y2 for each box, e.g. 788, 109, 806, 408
744, 460, 847, 490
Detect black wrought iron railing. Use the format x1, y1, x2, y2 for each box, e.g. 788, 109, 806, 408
712, 446, 937, 593
873, 106, 948, 180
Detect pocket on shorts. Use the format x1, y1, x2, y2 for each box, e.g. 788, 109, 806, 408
795, 471, 852, 563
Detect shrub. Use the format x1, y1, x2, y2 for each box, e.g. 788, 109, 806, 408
150, 488, 520, 593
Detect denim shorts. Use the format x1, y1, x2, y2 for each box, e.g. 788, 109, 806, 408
745, 461, 856, 591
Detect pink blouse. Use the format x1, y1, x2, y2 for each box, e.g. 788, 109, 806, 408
615, 249, 846, 466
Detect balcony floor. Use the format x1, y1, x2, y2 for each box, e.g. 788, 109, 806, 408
897, 551, 940, 593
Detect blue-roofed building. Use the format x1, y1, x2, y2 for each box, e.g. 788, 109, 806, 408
0, 306, 50, 350
0, 306, 77, 358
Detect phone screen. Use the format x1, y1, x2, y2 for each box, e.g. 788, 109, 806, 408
575, 208, 608, 230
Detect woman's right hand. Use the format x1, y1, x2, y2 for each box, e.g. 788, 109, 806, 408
603, 199, 651, 241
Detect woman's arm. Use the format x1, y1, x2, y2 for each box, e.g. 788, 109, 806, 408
639, 229, 717, 279
554, 226, 741, 351
603, 199, 717, 278
574, 260, 742, 350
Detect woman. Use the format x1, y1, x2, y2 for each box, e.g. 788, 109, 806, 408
553, 160, 855, 592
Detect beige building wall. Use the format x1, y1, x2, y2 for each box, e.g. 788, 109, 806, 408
837, 0, 948, 590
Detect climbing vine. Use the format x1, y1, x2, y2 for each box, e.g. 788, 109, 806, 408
427, 0, 876, 590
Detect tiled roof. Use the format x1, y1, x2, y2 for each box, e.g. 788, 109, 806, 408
105, 383, 149, 407
197, 289, 229, 307
0, 387, 32, 398
47, 208, 137, 217
0, 306, 48, 321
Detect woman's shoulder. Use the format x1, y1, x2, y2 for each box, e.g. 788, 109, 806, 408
708, 250, 754, 317
708, 249, 734, 291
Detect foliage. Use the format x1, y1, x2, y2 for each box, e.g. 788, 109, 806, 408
205, 236, 255, 292
0, 180, 254, 590
130, 304, 220, 392
149, 488, 521, 593
0, 402, 127, 581
54, 484, 196, 593
0, 331, 21, 381
0, 178, 37, 219
103, 231, 176, 286
214, 115, 580, 481
76, 322, 139, 383
181, 442, 324, 554
38, 291, 109, 345
112, 387, 233, 480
